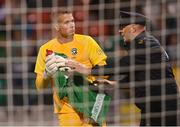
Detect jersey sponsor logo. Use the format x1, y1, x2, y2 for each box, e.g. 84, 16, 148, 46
71, 48, 77, 55
91, 93, 105, 121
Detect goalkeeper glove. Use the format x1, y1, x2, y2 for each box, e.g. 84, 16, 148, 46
44, 53, 58, 79
55, 55, 72, 72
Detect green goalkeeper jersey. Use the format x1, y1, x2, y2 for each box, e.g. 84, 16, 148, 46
54, 71, 111, 125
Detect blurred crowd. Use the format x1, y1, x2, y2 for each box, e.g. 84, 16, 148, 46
0, 0, 179, 125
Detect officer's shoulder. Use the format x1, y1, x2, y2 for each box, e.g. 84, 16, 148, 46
143, 35, 160, 47
143, 35, 157, 42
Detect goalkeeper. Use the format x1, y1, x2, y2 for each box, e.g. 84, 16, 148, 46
48, 51, 111, 126
34, 8, 113, 126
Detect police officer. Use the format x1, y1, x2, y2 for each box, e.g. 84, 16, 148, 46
91, 11, 180, 126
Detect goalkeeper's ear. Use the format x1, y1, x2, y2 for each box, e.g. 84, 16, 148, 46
54, 24, 59, 31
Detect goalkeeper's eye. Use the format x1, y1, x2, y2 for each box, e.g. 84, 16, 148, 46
65, 68, 69, 71
71, 67, 76, 69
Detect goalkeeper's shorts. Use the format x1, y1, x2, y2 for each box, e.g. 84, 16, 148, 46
57, 111, 106, 126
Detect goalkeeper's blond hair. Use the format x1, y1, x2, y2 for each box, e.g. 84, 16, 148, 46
52, 8, 73, 23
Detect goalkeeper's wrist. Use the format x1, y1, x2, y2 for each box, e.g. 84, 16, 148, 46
65, 59, 91, 75
82, 68, 91, 76
75, 65, 91, 75
43, 70, 51, 80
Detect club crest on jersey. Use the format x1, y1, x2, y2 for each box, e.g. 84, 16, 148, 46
71, 48, 77, 55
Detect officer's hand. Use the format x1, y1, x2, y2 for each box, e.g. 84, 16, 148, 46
65, 59, 91, 75
96, 79, 117, 86
44, 53, 58, 79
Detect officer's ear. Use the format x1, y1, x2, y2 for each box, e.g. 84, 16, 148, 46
130, 26, 136, 33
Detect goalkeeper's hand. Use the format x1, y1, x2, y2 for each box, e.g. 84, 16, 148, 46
44, 53, 58, 79
55, 55, 72, 72
65, 59, 91, 75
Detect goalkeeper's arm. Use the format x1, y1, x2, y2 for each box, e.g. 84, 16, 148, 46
91, 56, 130, 76
35, 53, 58, 90
35, 74, 51, 90
65, 59, 115, 76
